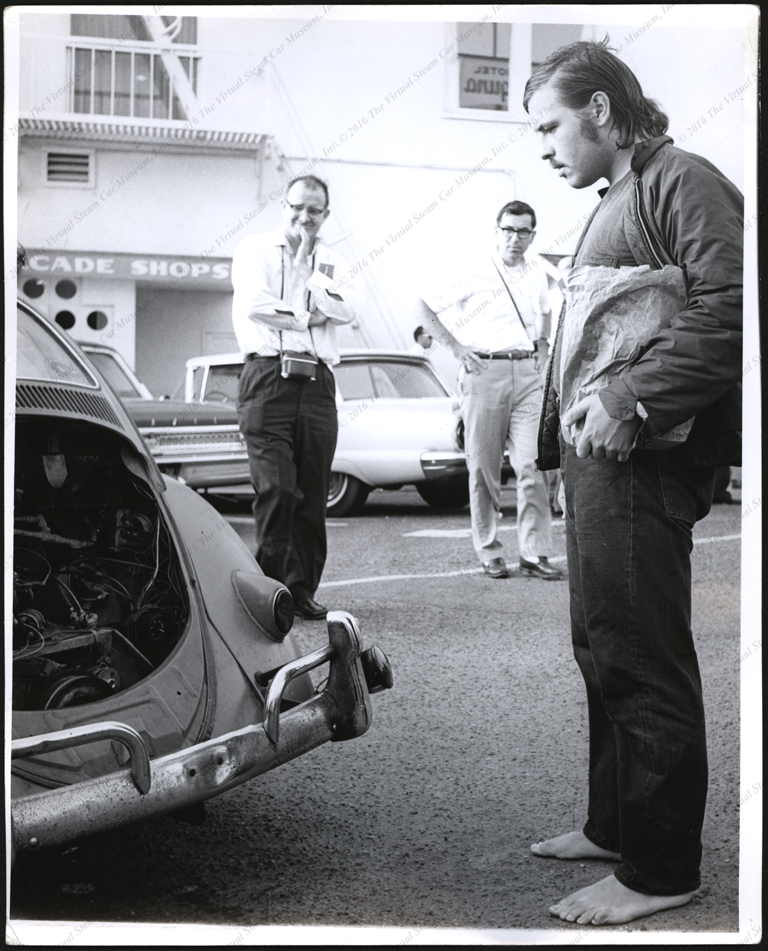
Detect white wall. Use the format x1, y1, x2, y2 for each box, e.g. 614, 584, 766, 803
17, 141, 286, 258
16, 8, 754, 353
184, 11, 750, 348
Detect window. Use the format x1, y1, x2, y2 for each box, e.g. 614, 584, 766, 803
445, 22, 588, 122
16, 305, 96, 387
457, 22, 512, 111
335, 361, 448, 401
71, 14, 197, 45
531, 24, 583, 68
203, 365, 242, 404
86, 351, 145, 400
69, 14, 198, 120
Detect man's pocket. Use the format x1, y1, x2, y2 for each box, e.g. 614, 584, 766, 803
657, 452, 715, 526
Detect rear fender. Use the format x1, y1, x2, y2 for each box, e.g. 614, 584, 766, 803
162, 480, 313, 733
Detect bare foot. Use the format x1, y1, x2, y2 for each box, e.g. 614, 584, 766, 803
549, 873, 695, 925
531, 830, 621, 860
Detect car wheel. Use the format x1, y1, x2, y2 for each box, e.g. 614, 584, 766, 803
416, 480, 470, 509
327, 472, 371, 517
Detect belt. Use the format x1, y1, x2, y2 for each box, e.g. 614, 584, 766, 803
474, 350, 533, 360
245, 352, 326, 368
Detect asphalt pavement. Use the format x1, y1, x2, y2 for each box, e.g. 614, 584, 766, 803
10, 484, 753, 942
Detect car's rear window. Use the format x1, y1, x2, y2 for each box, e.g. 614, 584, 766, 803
335, 360, 447, 400
16, 305, 96, 387
86, 351, 145, 399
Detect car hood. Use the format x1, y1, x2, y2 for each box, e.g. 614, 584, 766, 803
124, 399, 239, 427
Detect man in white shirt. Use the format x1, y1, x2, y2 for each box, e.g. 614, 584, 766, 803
231, 175, 362, 619
416, 200, 561, 580
407, 325, 434, 354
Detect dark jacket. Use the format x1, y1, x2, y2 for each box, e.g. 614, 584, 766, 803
537, 136, 743, 471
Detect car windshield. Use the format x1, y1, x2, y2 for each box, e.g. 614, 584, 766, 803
204, 364, 242, 403
86, 351, 147, 399
335, 360, 447, 400
16, 304, 96, 387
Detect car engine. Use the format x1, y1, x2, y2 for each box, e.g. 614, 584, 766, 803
12, 419, 189, 711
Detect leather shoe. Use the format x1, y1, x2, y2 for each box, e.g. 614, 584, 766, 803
520, 556, 563, 580
294, 597, 328, 620
482, 557, 510, 579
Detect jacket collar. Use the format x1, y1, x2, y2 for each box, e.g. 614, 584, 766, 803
631, 135, 674, 175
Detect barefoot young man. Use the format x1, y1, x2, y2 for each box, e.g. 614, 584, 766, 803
523, 40, 742, 926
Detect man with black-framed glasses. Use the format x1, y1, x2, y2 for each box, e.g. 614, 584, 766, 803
232, 175, 362, 620
416, 199, 561, 581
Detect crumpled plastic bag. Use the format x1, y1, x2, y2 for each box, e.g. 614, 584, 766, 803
560, 263, 695, 449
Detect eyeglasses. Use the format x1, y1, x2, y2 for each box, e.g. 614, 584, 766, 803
286, 202, 327, 217
498, 227, 535, 238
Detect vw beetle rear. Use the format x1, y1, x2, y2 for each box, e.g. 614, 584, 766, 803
10, 301, 392, 862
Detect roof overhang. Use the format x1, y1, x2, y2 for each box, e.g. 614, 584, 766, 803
19, 117, 268, 154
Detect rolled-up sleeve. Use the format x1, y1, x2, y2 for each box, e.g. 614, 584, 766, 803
309, 264, 362, 325
232, 238, 310, 333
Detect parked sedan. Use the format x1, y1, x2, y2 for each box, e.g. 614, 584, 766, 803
10, 300, 392, 863
185, 350, 470, 516
79, 343, 248, 491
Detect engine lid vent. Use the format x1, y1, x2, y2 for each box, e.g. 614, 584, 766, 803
16, 383, 121, 426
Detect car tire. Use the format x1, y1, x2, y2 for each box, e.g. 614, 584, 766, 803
416, 480, 470, 509
327, 472, 371, 517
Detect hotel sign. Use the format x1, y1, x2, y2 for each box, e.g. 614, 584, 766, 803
459, 56, 509, 111
24, 250, 232, 287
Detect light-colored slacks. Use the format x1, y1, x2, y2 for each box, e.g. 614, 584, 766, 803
459, 358, 552, 563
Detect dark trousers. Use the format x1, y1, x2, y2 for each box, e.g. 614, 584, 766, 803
562, 442, 714, 895
238, 357, 338, 600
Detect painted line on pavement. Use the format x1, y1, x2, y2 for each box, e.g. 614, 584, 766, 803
403, 525, 518, 538
692, 533, 741, 545
226, 515, 348, 527
319, 533, 740, 589
320, 558, 568, 588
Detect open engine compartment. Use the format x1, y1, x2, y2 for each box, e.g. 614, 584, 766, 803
12, 418, 189, 712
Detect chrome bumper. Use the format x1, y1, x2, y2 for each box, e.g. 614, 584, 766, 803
11, 612, 382, 858
420, 450, 468, 481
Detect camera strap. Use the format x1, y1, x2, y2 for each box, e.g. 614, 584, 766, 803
279, 245, 319, 360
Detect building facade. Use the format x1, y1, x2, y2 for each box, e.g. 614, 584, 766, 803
15, 10, 748, 396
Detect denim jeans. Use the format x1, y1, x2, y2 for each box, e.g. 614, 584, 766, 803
562, 441, 714, 895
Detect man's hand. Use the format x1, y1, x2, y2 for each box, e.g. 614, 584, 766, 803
293, 227, 314, 280
452, 343, 487, 374
534, 341, 549, 373
562, 394, 642, 462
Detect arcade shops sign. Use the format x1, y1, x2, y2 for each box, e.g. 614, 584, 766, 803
24, 250, 232, 287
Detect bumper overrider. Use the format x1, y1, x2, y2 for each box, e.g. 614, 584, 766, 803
420, 450, 468, 481
11, 612, 392, 862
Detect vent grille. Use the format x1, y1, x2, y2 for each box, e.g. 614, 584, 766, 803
16, 383, 121, 426
47, 152, 91, 183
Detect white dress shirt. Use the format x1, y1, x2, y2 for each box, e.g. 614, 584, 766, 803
423, 251, 552, 353
231, 231, 362, 365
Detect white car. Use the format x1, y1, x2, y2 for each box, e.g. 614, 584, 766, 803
185, 350, 470, 516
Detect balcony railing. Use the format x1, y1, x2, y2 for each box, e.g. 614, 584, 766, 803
69, 42, 199, 121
